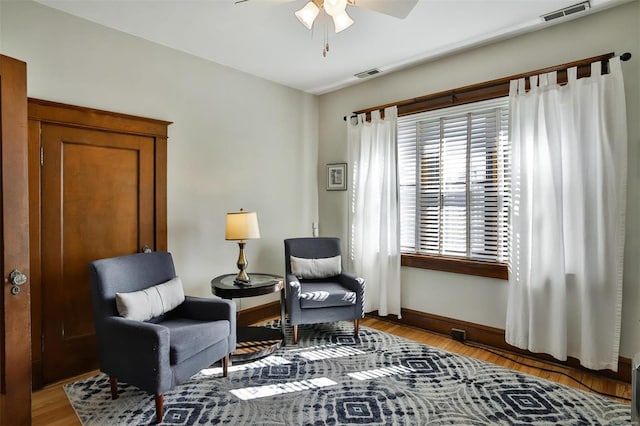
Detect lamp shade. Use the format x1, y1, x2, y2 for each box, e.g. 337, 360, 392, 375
295, 1, 320, 30
332, 9, 354, 33
323, 0, 347, 17
225, 210, 261, 241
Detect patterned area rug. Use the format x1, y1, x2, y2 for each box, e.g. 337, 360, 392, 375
65, 321, 630, 425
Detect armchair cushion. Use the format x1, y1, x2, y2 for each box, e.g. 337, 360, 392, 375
290, 255, 342, 279
163, 318, 231, 364
115, 276, 185, 321
299, 282, 357, 309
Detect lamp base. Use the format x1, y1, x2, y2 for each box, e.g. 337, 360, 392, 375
234, 241, 251, 284
234, 270, 251, 285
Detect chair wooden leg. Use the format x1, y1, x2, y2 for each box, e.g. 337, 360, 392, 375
109, 376, 119, 400
155, 394, 164, 423
222, 354, 229, 377
293, 325, 298, 345
354, 319, 360, 338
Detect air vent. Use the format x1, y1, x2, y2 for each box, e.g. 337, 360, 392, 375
542, 1, 590, 21
354, 68, 381, 79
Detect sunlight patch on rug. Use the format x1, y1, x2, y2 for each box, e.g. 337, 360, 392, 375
297, 345, 364, 361
229, 377, 337, 401
199, 355, 290, 376
347, 364, 414, 380
285, 342, 342, 352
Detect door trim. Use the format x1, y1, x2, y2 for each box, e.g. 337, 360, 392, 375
1, 54, 32, 425
28, 99, 170, 388
27, 98, 172, 138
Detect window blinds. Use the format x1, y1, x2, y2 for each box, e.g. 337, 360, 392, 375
398, 97, 510, 263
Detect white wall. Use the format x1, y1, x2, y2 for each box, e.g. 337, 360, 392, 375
0, 1, 3, 53
318, 2, 640, 358
0, 0, 319, 309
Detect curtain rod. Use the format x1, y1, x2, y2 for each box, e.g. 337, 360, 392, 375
343, 52, 632, 121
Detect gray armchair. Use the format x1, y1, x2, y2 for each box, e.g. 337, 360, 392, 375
88, 252, 236, 423
284, 237, 365, 344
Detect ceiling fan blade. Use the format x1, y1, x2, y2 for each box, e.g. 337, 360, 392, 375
352, 0, 418, 19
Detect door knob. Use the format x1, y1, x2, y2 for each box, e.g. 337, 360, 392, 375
8, 269, 27, 296
141, 245, 152, 253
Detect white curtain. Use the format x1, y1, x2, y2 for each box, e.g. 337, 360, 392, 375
347, 106, 401, 317
506, 58, 627, 371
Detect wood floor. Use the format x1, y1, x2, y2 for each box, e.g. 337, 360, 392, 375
32, 316, 631, 425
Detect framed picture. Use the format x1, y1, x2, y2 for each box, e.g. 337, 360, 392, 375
327, 163, 347, 191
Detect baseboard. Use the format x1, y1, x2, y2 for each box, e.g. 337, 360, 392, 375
237, 301, 281, 326
371, 308, 631, 383
235, 301, 631, 383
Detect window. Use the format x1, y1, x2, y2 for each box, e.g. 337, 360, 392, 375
398, 97, 510, 278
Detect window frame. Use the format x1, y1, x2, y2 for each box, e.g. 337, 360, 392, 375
401, 253, 508, 280
398, 98, 510, 279
349, 53, 614, 280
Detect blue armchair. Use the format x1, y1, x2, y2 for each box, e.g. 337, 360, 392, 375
284, 237, 365, 344
88, 252, 236, 423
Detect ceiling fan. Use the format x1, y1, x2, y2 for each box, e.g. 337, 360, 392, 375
235, 0, 418, 19
236, 0, 419, 57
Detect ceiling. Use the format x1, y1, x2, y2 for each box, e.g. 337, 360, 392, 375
35, 0, 628, 95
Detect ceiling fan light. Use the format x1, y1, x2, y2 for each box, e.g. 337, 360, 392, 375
332, 10, 354, 33
323, 0, 348, 17
295, 1, 320, 30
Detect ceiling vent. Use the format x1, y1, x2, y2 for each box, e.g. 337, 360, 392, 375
354, 68, 381, 79
542, 1, 590, 22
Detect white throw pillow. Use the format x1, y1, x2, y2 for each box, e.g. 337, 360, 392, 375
115, 276, 185, 321
290, 255, 341, 279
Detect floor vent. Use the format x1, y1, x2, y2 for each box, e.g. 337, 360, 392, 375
542, 1, 590, 22
354, 68, 381, 79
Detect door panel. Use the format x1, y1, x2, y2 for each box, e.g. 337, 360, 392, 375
0, 55, 31, 425
41, 124, 154, 384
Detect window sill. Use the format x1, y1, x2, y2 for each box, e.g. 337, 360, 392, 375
401, 253, 508, 280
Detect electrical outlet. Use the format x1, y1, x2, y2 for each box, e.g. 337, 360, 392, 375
451, 328, 466, 342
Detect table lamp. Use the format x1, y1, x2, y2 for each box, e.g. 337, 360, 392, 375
225, 208, 261, 283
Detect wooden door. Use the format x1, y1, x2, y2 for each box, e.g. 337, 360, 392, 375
0, 55, 32, 424
27, 99, 169, 388
39, 124, 156, 384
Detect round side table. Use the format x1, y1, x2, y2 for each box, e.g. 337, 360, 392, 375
212, 273, 285, 361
